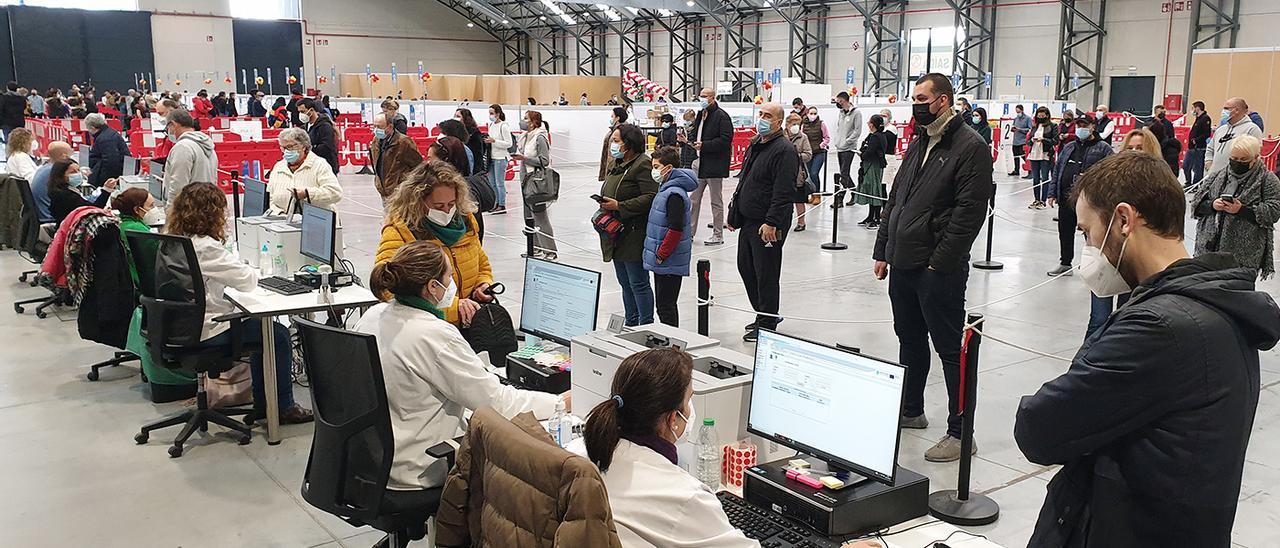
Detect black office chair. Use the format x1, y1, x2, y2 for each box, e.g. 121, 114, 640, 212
11, 176, 71, 318
127, 231, 257, 458
296, 318, 456, 548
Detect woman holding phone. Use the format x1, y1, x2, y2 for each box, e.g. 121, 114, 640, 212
1192, 134, 1280, 280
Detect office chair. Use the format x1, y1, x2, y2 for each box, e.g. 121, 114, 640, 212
295, 318, 456, 548
127, 231, 257, 458
11, 176, 70, 318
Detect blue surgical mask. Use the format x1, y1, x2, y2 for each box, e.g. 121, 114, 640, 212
756, 117, 773, 135
651, 167, 666, 182
489, 115, 497, 124
663, 122, 670, 129
699, 98, 709, 110
374, 127, 387, 140
1221, 109, 1232, 124
609, 141, 623, 159
283, 149, 301, 164
68, 173, 84, 186
1075, 128, 1091, 140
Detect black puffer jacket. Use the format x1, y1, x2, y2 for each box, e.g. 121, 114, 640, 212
873, 113, 992, 272
1015, 253, 1280, 548
689, 103, 734, 179
727, 130, 798, 230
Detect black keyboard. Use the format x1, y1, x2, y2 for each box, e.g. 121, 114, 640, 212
258, 276, 312, 296
718, 491, 841, 548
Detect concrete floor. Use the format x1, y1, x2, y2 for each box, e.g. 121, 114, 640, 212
1, 163, 1277, 548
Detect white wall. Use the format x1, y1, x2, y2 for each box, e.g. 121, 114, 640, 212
150, 14, 238, 94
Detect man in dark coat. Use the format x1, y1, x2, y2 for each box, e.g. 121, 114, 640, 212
729, 103, 797, 342
0, 81, 27, 141
85, 113, 130, 188
873, 73, 992, 462
1016, 152, 1280, 548
680, 87, 734, 245
247, 90, 267, 118
1184, 100, 1213, 187
298, 97, 339, 174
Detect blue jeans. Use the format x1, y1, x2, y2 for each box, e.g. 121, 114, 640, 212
1183, 148, 1205, 187
197, 318, 296, 411
490, 158, 507, 206
808, 150, 827, 192
613, 260, 654, 326
1030, 159, 1052, 202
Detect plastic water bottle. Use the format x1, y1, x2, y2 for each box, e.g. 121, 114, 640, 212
273, 244, 288, 276
547, 399, 568, 447
259, 244, 272, 277
696, 418, 722, 489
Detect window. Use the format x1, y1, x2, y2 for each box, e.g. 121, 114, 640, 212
907, 26, 965, 77
229, 0, 300, 20
1, 0, 137, 9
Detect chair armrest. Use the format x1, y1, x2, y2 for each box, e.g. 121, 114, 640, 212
427, 436, 462, 469
211, 312, 250, 323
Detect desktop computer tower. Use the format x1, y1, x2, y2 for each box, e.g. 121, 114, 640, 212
743, 457, 929, 537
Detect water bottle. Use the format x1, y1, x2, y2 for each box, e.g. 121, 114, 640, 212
317, 265, 333, 304
548, 399, 568, 447
273, 244, 288, 276
696, 418, 722, 489
259, 244, 272, 277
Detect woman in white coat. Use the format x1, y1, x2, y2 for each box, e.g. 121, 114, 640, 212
354, 241, 565, 491
484, 103, 513, 213
266, 127, 343, 214
5, 128, 38, 181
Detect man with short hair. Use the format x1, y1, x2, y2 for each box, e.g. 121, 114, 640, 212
30, 141, 72, 223
680, 87, 734, 245
791, 97, 806, 116
151, 99, 184, 164
1016, 151, 1280, 547
873, 73, 992, 462
1184, 100, 1212, 186
0, 81, 26, 140
1206, 97, 1262, 174
956, 97, 972, 118
1047, 115, 1114, 277
832, 91, 863, 207
729, 103, 798, 342
162, 109, 218, 199
84, 112, 129, 188
247, 89, 267, 117
370, 112, 423, 201
27, 88, 44, 118
298, 97, 338, 174
1009, 104, 1031, 178
1095, 104, 1115, 144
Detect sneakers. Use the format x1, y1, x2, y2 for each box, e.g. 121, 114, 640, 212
743, 329, 758, 343
490, 205, 507, 215
1028, 200, 1047, 210
744, 321, 757, 332
793, 224, 806, 232
1046, 264, 1073, 277
704, 235, 724, 246
900, 414, 929, 429
864, 221, 880, 231
1021, 174, 1033, 179
924, 435, 977, 463
1007, 171, 1019, 177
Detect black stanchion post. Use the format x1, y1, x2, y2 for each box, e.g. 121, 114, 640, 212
929, 312, 1000, 526
697, 259, 711, 337
231, 169, 241, 219
973, 191, 1003, 270
523, 219, 536, 259
821, 182, 847, 251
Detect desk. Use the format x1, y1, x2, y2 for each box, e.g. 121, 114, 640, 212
224, 284, 380, 444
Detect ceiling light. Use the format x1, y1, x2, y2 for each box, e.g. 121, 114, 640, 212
467, 22, 474, 27
595, 3, 608, 9
625, 6, 640, 15
686, 0, 695, 6
560, 13, 577, 24
540, 15, 547, 20
658, 9, 673, 16
501, 19, 508, 24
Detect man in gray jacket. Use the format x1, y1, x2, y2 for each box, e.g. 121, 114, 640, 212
163, 109, 219, 200
1009, 104, 1031, 178
832, 91, 863, 208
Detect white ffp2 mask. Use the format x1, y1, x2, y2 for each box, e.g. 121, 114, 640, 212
1076, 214, 1131, 297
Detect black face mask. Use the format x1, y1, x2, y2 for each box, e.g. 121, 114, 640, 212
1156, 112, 1165, 119
913, 98, 939, 126
1036, 116, 1049, 123
1229, 159, 1252, 175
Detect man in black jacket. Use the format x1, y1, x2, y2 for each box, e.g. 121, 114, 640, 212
247, 89, 267, 118
729, 103, 797, 342
298, 98, 339, 174
680, 87, 734, 245
1016, 152, 1280, 547
85, 113, 130, 188
0, 81, 27, 141
1184, 100, 1212, 187
873, 73, 992, 462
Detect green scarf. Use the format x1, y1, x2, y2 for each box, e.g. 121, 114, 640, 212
395, 294, 445, 320
423, 215, 467, 246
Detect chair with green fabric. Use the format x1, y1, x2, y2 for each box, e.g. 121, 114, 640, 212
123, 227, 197, 402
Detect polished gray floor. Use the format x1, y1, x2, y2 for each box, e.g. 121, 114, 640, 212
1, 164, 1277, 547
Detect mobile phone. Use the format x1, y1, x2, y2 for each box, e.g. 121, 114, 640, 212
1219, 194, 1237, 202
590, 194, 606, 202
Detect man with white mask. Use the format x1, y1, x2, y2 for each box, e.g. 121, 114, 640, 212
1015, 151, 1280, 548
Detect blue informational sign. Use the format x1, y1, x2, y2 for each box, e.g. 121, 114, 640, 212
772, 68, 781, 83
846, 68, 855, 85
984, 72, 992, 88
1044, 74, 1051, 87
330, 66, 337, 80
1072, 73, 1081, 89
1003, 103, 1010, 116
418, 61, 424, 76
391, 62, 398, 83
1015, 73, 1022, 87
298, 66, 304, 86
755, 70, 764, 84
951, 73, 961, 87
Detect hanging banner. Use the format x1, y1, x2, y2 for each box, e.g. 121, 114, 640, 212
330, 66, 337, 81
771, 68, 781, 84
391, 62, 398, 83
366, 64, 372, 82
951, 73, 961, 88
846, 68, 855, 85
1072, 73, 1080, 89
418, 61, 424, 77
299, 66, 304, 88
984, 72, 992, 89
1044, 74, 1051, 88
1015, 73, 1022, 87
755, 70, 764, 85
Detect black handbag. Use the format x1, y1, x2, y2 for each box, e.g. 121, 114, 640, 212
459, 284, 518, 367
466, 172, 497, 212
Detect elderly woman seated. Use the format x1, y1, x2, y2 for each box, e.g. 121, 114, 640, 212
266, 127, 343, 214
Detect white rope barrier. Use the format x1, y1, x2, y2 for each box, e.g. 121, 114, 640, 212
965, 269, 1074, 311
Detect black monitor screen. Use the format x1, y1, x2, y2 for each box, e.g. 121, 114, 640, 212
242, 178, 268, 218
148, 160, 164, 181
300, 202, 336, 266
519, 258, 601, 346
148, 173, 165, 203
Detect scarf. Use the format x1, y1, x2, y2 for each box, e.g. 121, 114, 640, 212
395, 294, 445, 319
1195, 164, 1276, 278
422, 215, 467, 246
622, 433, 678, 466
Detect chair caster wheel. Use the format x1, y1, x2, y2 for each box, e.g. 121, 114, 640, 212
13, 304, 23, 314
168, 445, 183, 458
18, 273, 27, 282
87, 370, 99, 381
35, 311, 47, 319
134, 432, 148, 444
238, 435, 251, 445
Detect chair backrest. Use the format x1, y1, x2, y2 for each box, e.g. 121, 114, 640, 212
124, 231, 207, 354
296, 317, 396, 524
11, 175, 42, 259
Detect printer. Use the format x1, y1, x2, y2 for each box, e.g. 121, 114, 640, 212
235, 217, 344, 269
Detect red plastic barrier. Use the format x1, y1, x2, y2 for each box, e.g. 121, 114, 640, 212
730, 128, 755, 170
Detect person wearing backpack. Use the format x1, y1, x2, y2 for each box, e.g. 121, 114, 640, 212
644, 146, 697, 327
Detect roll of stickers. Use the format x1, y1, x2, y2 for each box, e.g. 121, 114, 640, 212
722, 441, 757, 488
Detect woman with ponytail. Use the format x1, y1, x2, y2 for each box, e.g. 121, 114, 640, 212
570, 348, 758, 547
353, 241, 564, 491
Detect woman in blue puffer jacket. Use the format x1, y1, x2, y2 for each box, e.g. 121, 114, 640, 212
643, 146, 698, 327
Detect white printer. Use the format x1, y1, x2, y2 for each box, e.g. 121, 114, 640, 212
235, 216, 344, 269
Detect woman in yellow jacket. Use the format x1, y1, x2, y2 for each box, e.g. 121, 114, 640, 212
377, 159, 496, 326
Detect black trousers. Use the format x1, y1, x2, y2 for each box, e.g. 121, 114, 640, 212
836, 150, 856, 189
1057, 199, 1078, 266
889, 265, 969, 439
654, 274, 683, 327
737, 220, 786, 330
1011, 144, 1025, 174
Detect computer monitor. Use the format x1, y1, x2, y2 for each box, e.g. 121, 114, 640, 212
77, 147, 89, 168
300, 202, 336, 266
148, 173, 166, 203
123, 156, 137, 176
242, 177, 268, 218
148, 160, 164, 181
519, 258, 601, 346
747, 330, 907, 486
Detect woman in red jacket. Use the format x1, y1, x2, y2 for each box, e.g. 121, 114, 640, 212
192, 89, 213, 118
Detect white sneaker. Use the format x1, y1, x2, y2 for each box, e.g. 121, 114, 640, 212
704, 235, 724, 246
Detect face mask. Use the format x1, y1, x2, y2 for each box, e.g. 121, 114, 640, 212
426, 204, 456, 227
609, 141, 624, 159
431, 277, 458, 307
283, 149, 301, 164
651, 167, 666, 182
1156, 112, 1165, 119
489, 115, 497, 124
913, 98, 939, 126
298, 113, 310, 124
1075, 128, 1092, 140
788, 124, 800, 134
1076, 212, 1131, 298
1036, 116, 1048, 122
374, 128, 387, 140
166, 129, 177, 143
971, 115, 981, 124
1221, 110, 1232, 124
662, 122, 670, 129
1229, 159, 1252, 175
699, 98, 709, 110
756, 117, 773, 135
1096, 110, 1106, 119
142, 206, 164, 225
519, 120, 530, 131
674, 401, 696, 444
68, 173, 84, 186
807, 114, 817, 122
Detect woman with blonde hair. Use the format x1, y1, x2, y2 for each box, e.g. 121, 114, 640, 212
4, 127, 37, 180
1120, 127, 1161, 160
1192, 134, 1280, 279
377, 159, 494, 327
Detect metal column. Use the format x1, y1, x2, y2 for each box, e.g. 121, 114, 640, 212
1182, 0, 1241, 101
947, 0, 996, 98
771, 0, 829, 84
699, 0, 762, 100
848, 0, 908, 97
433, 0, 528, 74
1054, 0, 1107, 107
654, 14, 704, 102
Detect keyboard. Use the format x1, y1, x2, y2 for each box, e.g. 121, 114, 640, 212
258, 276, 312, 296
717, 491, 842, 548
